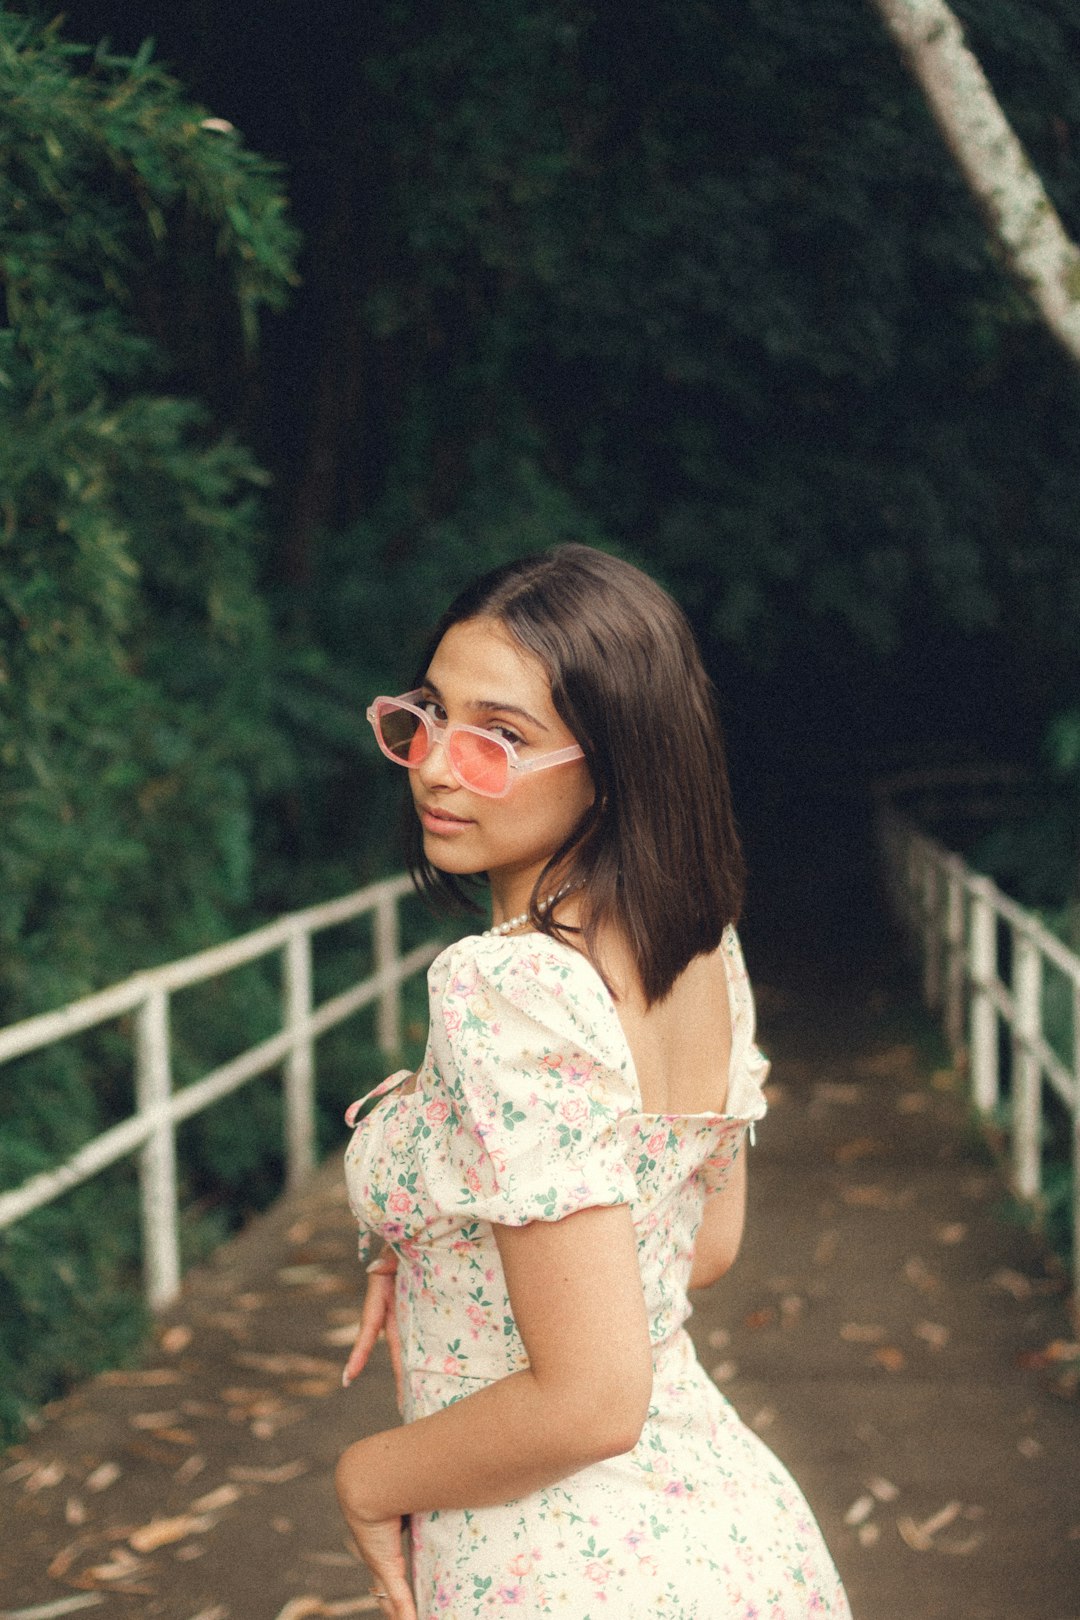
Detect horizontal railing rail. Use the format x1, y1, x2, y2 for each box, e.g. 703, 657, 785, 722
0, 875, 443, 1309
876, 803, 1079, 1306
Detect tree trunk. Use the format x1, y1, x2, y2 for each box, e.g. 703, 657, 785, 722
869, 0, 1080, 366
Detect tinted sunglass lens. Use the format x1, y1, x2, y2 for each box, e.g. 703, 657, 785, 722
449, 730, 509, 794
379, 704, 428, 763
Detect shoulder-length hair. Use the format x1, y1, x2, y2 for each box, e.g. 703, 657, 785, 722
402, 544, 744, 1005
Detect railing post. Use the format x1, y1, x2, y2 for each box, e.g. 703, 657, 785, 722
943, 857, 965, 1058
1012, 930, 1042, 1202
375, 886, 401, 1056
283, 927, 316, 1191
968, 878, 999, 1117
135, 987, 180, 1310
922, 852, 942, 1009
1073, 978, 1080, 1329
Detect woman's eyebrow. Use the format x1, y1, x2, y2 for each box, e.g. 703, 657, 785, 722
421, 678, 547, 732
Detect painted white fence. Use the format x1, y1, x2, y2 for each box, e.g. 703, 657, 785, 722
0, 876, 442, 1309
878, 805, 1080, 1301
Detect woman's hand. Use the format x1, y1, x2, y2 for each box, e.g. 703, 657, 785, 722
342, 1247, 403, 1409
335, 1444, 416, 1620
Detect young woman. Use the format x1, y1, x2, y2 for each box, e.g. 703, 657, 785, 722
336, 546, 851, 1619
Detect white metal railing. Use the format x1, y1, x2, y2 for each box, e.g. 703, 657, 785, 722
0, 875, 442, 1309
877, 805, 1080, 1301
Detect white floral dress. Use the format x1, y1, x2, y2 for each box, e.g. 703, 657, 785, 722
344, 927, 851, 1619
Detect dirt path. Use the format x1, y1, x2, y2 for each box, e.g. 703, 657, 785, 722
2, 957, 1078, 1620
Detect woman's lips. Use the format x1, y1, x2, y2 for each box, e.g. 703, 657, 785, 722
418, 804, 475, 835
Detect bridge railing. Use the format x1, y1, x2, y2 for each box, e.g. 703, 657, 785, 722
877, 803, 1079, 1304
0, 875, 443, 1310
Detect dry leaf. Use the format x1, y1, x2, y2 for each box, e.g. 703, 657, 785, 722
914, 1321, 950, 1351
287, 1219, 316, 1244
160, 1325, 193, 1355
710, 1361, 738, 1381
871, 1346, 906, 1373
0, 1596, 106, 1618
863, 1045, 916, 1077
323, 1322, 361, 1347
897, 1515, 933, 1552
918, 1501, 963, 1538
234, 1292, 266, 1311
744, 1307, 776, 1331
228, 1460, 309, 1484
840, 1184, 895, 1209
84, 1462, 120, 1493
129, 1513, 214, 1552
867, 1476, 899, 1502
1, 1456, 39, 1482
1017, 1436, 1043, 1459
903, 1257, 940, 1294
175, 1454, 207, 1484
936, 1532, 984, 1555
23, 1460, 66, 1493
285, 1378, 336, 1398
236, 1352, 340, 1378
779, 1295, 804, 1327
706, 1328, 730, 1349
989, 1268, 1033, 1300
750, 1407, 776, 1431
186, 1608, 229, 1620
934, 1223, 967, 1245
81, 1550, 148, 1581
47, 1538, 92, 1579
844, 1494, 875, 1526
65, 1495, 87, 1526
858, 1522, 881, 1546
129, 1409, 181, 1430
840, 1323, 886, 1344
175, 1544, 206, 1561
190, 1483, 242, 1513
813, 1083, 862, 1105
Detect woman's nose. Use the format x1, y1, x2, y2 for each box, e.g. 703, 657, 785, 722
416, 732, 458, 791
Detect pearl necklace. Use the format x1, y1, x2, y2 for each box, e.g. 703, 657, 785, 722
483, 894, 561, 937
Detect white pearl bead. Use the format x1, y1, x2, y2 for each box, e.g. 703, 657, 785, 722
483, 894, 559, 937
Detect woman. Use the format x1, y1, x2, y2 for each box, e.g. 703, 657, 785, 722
336, 546, 851, 1619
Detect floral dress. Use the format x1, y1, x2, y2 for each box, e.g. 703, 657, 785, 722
344, 927, 851, 1619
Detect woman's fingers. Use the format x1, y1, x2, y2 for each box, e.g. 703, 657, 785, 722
342, 1270, 394, 1387
384, 1298, 405, 1412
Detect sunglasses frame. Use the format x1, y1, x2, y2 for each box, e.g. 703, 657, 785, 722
366, 691, 585, 798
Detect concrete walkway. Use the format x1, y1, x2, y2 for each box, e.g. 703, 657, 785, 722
1, 951, 1078, 1620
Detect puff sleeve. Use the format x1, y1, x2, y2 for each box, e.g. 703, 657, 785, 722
416, 935, 638, 1227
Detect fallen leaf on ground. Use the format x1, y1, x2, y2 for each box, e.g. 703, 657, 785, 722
913, 1321, 950, 1351
23, 1460, 65, 1492
862, 1045, 916, 1077
65, 1495, 87, 1525
174, 1455, 206, 1484
896, 1092, 930, 1114
0, 1596, 106, 1618
744, 1307, 776, 1331
867, 1476, 898, 1502
710, 1361, 738, 1381
840, 1185, 896, 1209
234, 1293, 266, 1311
129, 1410, 181, 1430
989, 1268, 1033, 1300
47, 1538, 93, 1579
189, 1483, 242, 1513
284, 1378, 337, 1398
1017, 1436, 1042, 1459
780, 1295, 804, 1327
858, 1522, 881, 1546
235, 1352, 340, 1378
871, 1346, 906, 1373
750, 1407, 776, 1431
844, 1494, 875, 1526
1, 1456, 39, 1482
185, 1607, 228, 1620
840, 1323, 887, 1344
228, 1460, 309, 1484
129, 1513, 214, 1552
706, 1328, 730, 1349
287, 1219, 316, 1244
903, 1258, 940, 1294
934, 1223, 967, 1245
323, 1323, 361, 1347
936, 1532, 984, 1555
79, 1551, 149, 1582
84, 1463, 120, 1493
159, 1326, 193, 1354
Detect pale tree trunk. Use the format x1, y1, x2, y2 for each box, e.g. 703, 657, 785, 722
869, 0, 1080, 366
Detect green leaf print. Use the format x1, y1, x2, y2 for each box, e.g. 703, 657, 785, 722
501, 1101, 527, 1129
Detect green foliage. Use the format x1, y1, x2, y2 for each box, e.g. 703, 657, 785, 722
0, 6, 300, 1441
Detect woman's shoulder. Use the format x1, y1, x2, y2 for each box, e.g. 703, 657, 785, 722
429, 929, 633, 1080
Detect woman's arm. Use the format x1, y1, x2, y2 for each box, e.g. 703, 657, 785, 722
688, 1149, 747, 1289
335, 1202, 653, 1523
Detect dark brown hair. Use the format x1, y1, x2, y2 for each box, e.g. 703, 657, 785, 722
403, 544, 744, 1004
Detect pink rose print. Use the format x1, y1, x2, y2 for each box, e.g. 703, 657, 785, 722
425, 1098, 451, 1125
507, 1554, 532, 1576
465, 1164, 483, 1193
387, 1190, 411, 1214
646, 1129, 667, 1157
560, 1096, 589, 1125
443, 1353, 463, 1375
496, 1584, 525, 1604
466, 1303, 486, 1330
584, 1562, 610, 1585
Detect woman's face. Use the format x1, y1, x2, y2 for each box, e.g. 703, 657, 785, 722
409, 616, 594, 914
